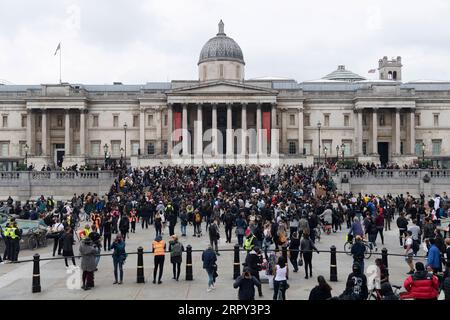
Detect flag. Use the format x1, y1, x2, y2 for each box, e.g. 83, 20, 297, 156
368, 69, 376, 73
54, 43, 61, 56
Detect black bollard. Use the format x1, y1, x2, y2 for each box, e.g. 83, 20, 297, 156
233, 244, 240, 279
186, 245, 193, 281
137, 246, 145, 283
32, 253, 41, 293
381, 247, 388, 272
282, 245, 288, 261
330, 246, 337, 282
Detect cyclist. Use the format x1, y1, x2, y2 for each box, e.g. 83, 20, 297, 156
403, 262, 439, 300
348, 217, 364, 239
351, 235, 366, 273
319, 206, 333, 234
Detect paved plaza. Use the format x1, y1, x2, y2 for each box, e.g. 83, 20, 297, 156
0, 219, 444, 300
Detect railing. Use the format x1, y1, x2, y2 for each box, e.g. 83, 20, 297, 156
338, 169, 450, 180
0, 171, 114, 181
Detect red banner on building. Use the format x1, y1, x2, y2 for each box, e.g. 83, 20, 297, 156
262, 111, 271, 142
173, 111, 182, 141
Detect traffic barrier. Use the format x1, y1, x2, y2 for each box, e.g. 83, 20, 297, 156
233, 244, 240, 279
185, 245, 193, 281
330, 246, 337, 282
382, 248, 388, 272
32, 253, 41, 293
282, 245, 288, 261
136, 246, 145, 283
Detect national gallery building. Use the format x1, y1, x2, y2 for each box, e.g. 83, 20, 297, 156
1, 20, 450, 169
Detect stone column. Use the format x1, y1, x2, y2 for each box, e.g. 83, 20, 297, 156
241, 103, 247, 156
281, 109, 288, 154
298, 107, 304, 155
226, 103, 233, 156
80, 110, 86, 156
65, 110, 71, 155
139, 108, 145, 156
372, 108, 378, 154
410, 110, 415, 154
271, 103, 278, 155
356, 110, 363, 155
196, 104, 203, 157
182, 103, 188, 156
167, 104, 173, 156
256, 103, 262, 155
212, 103, 218, 155
41, 109, 48, 156
156, 108, 162, 154
26, 110, 35, 155
395, 108, 401, 154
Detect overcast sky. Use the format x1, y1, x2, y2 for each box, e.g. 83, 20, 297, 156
1, 0, 450, 84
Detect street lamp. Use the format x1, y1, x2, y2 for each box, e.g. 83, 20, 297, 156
324, 146, 328, 164
103, 143, 109, 166
24, 144, 29, 167
422, 142, 425, 164
317, 121, 322, 165
123, 123, 128, 160
336, 145, 339, 163
341, 143, 345, 161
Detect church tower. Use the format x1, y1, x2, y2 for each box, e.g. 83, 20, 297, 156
378, 56, 402, 81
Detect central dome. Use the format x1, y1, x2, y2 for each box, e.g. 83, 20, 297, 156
198, 20, 245, 65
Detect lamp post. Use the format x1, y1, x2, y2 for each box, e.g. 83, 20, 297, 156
24, 144, 29, 167
103, 143, 109, 166
317, 121, 322, 165
123, 123, 128, 160
336, 145, 339, 164
422, 142, 425, 165
120, 147, 124, 161
324, 146, 328, 164
341, 143, 345, 162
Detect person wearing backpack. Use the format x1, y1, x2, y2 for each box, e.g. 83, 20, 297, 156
193, 209, 202, 237
169, 234, 184, 281
209, 219, 221, 255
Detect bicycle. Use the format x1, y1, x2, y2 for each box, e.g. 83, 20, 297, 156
368, 283, 402, 300
344, 235, 372, 259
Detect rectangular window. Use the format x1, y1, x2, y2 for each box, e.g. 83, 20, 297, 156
92, 115, 99, 127
288, 141, 297, 154
0, 141, 9, 156
304, 114, 310, 126
133, 115, 139, 127
415, 114, 420, 127
57, 115, 63, 128
19, 141, 27, 156
415, 140, 423, 156
90, 141, 101, 156
322, 140, 332, 157
148, 114, 154, 126
113, 115, 119, 127
2, 115, 8, 128
21, 115, 27, 128
432, 140, 441, 156
342, 140, 352, 156
400, 140, 404, 155
304, 140, 312, 155
289, 114, 295, 126
434, 114, 439, 127
111, 140, 121, 156
74, 142, 80, 156
362, 141, 368, 155
324, 114, 330, 127
163, 141, 168, 154
147, 142, 155, 155
378, 114, 385, 126
131, 141, 140, 155
344, 115, 350, 127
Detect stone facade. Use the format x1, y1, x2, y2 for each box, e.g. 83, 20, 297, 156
1, 21, 450, 169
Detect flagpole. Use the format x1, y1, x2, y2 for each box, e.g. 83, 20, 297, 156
59, 43, 62, 84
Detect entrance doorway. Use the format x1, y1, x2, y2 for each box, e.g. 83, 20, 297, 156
378, 142, 389, 165
54, 144, 65, 167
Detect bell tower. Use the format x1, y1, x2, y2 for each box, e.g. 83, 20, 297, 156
378, 56, 402, 81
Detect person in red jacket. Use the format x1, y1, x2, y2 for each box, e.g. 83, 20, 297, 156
403, 262, 439, 300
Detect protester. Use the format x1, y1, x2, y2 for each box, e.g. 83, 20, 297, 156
169, 234, 184, 281
308, 275, 332, 300
61, 227, 76, 268
403, 262, 439, 300
300, 231, 319, 279
111, 234, 126, 284
233, 267, 261, 301
79, 237, 97, 290
273, 256, 288, 300
152, 235, 166, 284
202, 244, 217, 292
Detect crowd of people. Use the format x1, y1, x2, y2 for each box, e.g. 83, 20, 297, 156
1, 163, 450, 300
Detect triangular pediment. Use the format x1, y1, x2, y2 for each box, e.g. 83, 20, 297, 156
168, 80, 277, 95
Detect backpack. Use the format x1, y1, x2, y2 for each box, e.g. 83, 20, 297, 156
171, 242, 183, 257
195, 212, 202, 223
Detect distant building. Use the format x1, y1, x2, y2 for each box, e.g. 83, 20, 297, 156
0, 20, 449, 169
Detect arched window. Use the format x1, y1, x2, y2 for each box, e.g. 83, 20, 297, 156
393, 71, 397, 80
388, 71, 393, 80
